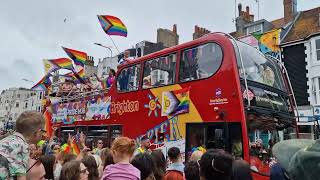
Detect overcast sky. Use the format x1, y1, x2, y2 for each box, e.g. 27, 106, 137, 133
0, 0, 319, 91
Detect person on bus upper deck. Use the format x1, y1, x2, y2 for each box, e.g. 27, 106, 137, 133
272, 139, 320, 180
107, 69, 116, 88
119, 50, 135, 64
119, 69, 130, 91
133, 136, 151, 156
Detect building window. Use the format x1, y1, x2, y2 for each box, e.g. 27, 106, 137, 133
312, 77, 320, 105
247, 24, 262, 35
15, 103, 19, 108
179, 43, 223, 82
316, 39, 320, 61
312, 78, 317, 104
143, 54, 177, 89
117, 64, 141, 92
17, 94, 20, 98
25, 102, 28, 109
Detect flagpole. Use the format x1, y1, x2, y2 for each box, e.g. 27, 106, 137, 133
108, 35, 121, 54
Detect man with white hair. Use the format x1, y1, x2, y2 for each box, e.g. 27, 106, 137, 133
0, 111, 45, 180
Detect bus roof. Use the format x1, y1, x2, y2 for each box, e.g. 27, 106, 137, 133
118, 32, 231, 68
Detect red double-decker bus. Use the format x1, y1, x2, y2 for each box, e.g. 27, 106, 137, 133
53, 32, 298, 179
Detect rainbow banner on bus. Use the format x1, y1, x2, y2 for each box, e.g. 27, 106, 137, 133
97, 15, 128, 37
161, 87, 190, 116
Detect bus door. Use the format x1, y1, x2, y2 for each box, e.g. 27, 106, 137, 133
186, 122, 243, 160
86, 125, 123, 148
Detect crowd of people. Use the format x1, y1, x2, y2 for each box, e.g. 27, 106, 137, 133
0, 110, 319, 180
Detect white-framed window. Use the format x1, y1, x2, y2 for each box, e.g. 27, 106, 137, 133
316, 39, 320, 61
246, 24, 262, 35
311, 77, 320, 105
312, 78, 317, 104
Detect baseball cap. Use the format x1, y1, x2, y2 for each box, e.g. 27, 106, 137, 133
272, 139, 320, 180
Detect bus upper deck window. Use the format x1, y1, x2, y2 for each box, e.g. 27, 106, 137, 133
117, 64, 141, 92
142, 54, 176, 89
179, 43, 223, 82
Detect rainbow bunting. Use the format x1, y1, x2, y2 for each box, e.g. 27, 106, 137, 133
31, 75, 52, 91
97, 15, 128, 37
62, 47, 87, 67
50, 58, 74, 70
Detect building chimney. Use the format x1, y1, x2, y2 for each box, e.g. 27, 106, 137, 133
173, 24, 177, 34
238, 3, 242, 16
284, 0, 297, 24
246, 6, 250, 14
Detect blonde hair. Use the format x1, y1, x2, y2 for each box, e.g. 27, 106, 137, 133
190, 150, 204, 161
111, 137, 136, 156
16, 111, 44, 137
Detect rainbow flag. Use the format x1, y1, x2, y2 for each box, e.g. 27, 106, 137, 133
62, 47, 87, 67
61, 144, 71, 153
31, 75, 52, 91
171, 87, 190, 116
98, 15, 128, 37
101, 79, 108, 89
76, 68, 85, 78
66, 68, 84, 79
50, 58, 74, 70
71, 142, 80, 155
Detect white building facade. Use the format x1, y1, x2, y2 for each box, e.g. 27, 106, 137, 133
0, 88, 44, 130
97, 57, 119, 79
295, 34, 320, 139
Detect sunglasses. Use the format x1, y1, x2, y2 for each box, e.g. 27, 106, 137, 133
98, 142, 103, 144
80, 168, 87, 174
40, 129, 47, 133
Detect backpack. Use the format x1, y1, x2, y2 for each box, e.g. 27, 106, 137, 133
164, 170, 184, 180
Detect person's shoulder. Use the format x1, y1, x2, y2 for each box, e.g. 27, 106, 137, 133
164, 170, 184, 179
0, 134, 27, 149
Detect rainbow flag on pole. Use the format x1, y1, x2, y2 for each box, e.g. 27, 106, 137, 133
62, 47, 88, 67
97, 15, 128, 37
31, 75, 52, 91
50, 58, 74, 70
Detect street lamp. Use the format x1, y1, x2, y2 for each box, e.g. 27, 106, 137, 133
94, 43, 113, 58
